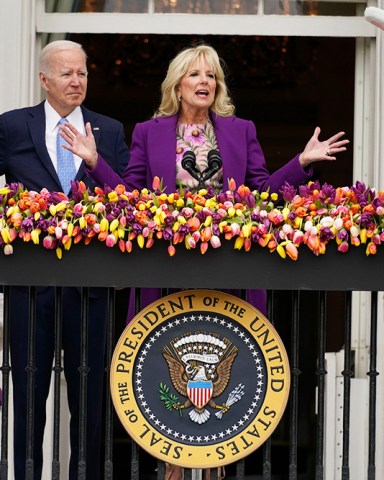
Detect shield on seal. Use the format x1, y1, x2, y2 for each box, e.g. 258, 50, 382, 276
187, 380, 213, 408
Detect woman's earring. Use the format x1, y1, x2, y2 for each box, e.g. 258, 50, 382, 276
178, 95, 181, 102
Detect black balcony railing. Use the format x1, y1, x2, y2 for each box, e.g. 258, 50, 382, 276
0, 241, 382, 479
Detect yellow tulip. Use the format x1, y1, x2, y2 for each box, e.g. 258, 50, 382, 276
228, 207, 235, 217
31, 229, 40, 245
55, 202, 66, 212
110, 218, 119, 232
1, 228, 11, 243
0, 187, 10, 195
100, 218, 109, 232
276, 244, 286, 259
282, 207, 290, 220
234, 237, 244, 250
204, 216, 212, 227
137, 234, 145, 248
241, 224, 252, 237
271, 193, 278, 202
108, 192, 118, 202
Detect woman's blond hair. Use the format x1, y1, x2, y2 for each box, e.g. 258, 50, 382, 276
154, 44, 235, 118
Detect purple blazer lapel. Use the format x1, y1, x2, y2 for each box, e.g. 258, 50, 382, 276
211, 114, 247, 188
147, 115, 178, 192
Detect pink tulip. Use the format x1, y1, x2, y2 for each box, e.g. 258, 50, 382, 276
168, 245, 176, 256
3, 244, 13, 255
152, 176, 161, 191
337, 241, 349, 253
286, 242, 298, 261
186, 236, 196, 249
210, 235, 221, 248
200, 242, 209, 254
366, 242, 377, 255
55, 226, 63, 239
43, 235, 56, 250
292, 230, 304, 246
106, 234, 116, 248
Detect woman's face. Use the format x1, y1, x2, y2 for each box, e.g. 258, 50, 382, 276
177, 57, 216, 117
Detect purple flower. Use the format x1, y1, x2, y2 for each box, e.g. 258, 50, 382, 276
338, 229, 349, 242
319, 183, 336, 204
132, 223, 143, 234
163, 227, 173, 241
360, 212, 374, 228
299, 180, 321, 198
164, 216, 175, 226
320, 227, 334, 242
178, 224, 189, 235
280, 182, 297, 202
21, 218, 34, 231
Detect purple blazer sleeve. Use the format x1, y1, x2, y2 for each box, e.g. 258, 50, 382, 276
87, 121, 153, 191
244, 120, 312, 194
215, 117, 312, 195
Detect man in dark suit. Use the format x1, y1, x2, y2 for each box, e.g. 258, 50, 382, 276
0, 40, 129, 479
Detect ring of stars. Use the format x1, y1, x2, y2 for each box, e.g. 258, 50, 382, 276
133, 313, 267, 445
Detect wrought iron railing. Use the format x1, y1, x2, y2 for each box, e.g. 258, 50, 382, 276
0, 241, 381, 479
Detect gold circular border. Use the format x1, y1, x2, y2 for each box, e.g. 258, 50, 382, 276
111, 289, 290, 468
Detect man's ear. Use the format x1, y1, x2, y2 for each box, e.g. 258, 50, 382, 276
39, 72, 49, 92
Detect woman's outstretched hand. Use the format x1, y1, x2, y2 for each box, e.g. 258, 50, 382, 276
58, 121, 99, 169
299, 127, 349, 168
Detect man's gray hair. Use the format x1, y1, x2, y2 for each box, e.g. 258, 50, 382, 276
39, 40, 87, 75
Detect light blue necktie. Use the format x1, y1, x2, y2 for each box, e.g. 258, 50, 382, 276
56, 118, 77, 194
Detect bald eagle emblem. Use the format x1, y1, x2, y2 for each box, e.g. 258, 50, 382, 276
161, 333, 244, 424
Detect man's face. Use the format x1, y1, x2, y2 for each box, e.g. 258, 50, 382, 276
40, 48, 88, 117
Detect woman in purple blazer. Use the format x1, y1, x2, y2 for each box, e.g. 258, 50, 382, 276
61, 43, 348, 311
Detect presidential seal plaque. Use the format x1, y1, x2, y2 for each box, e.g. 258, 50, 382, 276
111, 290, 290, 468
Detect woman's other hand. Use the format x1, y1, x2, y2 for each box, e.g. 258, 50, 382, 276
299, 126, 349, 168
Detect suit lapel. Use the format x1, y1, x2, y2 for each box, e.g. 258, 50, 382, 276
27, 103, 61, 187
78, 106, 100, 183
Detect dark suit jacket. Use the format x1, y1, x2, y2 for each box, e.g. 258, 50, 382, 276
0, 101, 129, 192
89, 112, 312, 193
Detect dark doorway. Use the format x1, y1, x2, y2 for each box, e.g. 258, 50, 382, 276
71, 34, 355, 188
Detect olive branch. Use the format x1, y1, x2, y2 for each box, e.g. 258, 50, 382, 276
159, 383, 183, 417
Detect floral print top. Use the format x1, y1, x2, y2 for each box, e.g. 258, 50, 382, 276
175, 121, 223, 194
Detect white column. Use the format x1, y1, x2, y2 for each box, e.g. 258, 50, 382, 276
0, 0, 40, 187
0, 0, 39, 113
